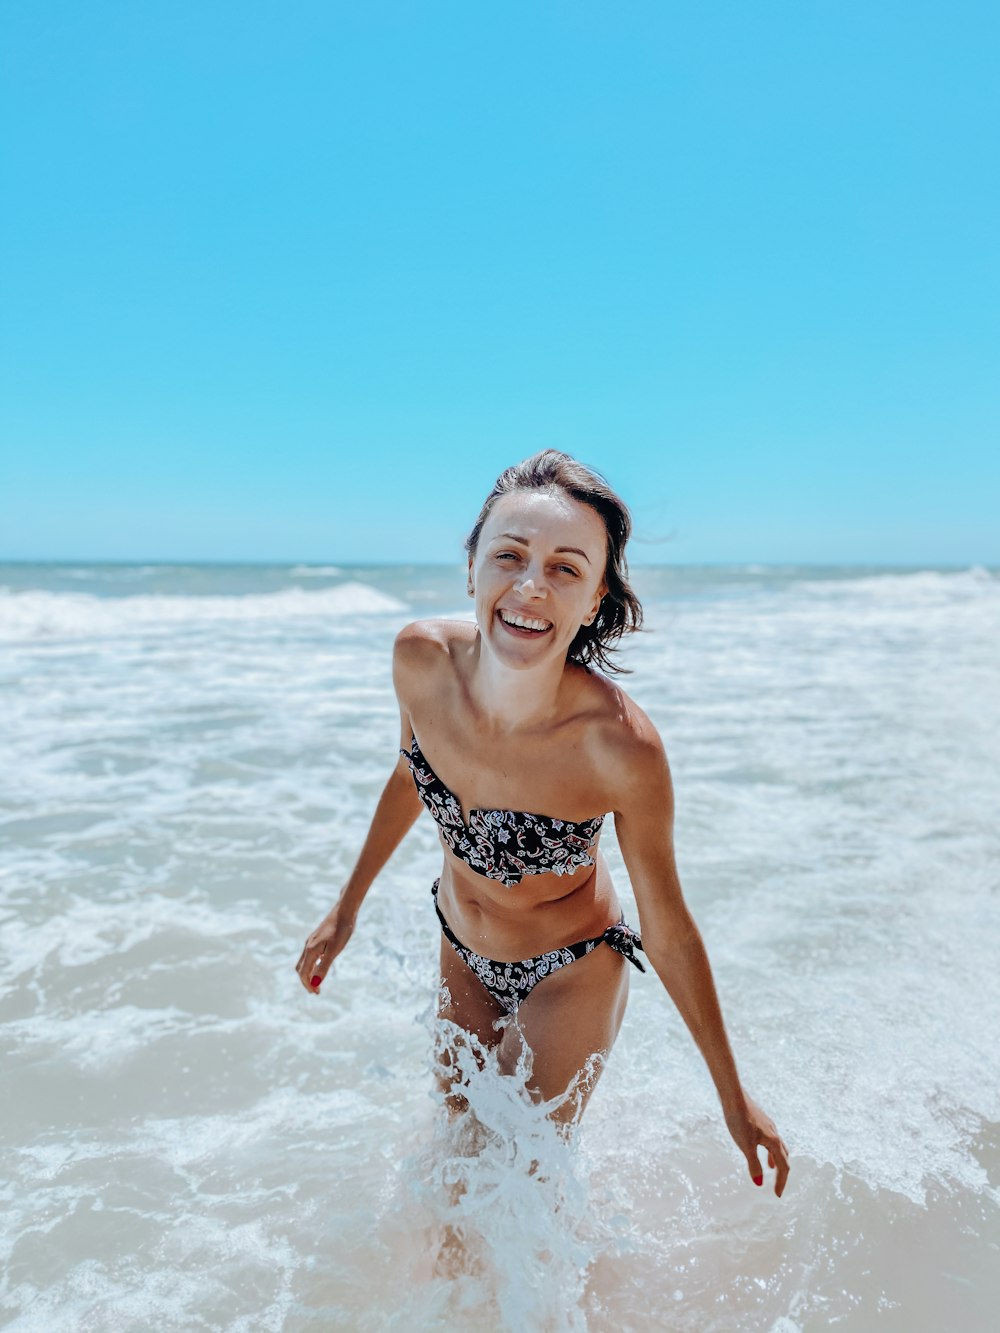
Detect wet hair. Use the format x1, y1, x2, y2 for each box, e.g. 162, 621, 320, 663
465, 449, 643, 674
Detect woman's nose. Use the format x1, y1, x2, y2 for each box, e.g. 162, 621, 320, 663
515, 568, 548, 596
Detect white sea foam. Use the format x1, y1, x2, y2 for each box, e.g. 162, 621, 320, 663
0, 581, 407, 641
1, 562, 998, 1330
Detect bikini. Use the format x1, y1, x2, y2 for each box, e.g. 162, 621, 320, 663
400, 733, 646, 1014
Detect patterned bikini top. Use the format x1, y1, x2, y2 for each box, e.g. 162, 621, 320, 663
400, 734, 605, 888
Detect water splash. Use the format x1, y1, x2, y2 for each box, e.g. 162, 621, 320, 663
373, 995, 630, 1332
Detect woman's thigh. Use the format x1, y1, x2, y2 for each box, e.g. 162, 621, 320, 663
436, 934, 508, 1041
435, 935, 507, 1111
499, 941, 630, 1129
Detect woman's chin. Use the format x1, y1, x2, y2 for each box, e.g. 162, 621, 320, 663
486, 616, 561, 663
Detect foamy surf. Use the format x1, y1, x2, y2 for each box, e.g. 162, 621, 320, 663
1, 561, 998, 1330
0, 581, 407, 641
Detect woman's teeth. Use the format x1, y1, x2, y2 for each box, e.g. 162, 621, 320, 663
499, 609, 551, 632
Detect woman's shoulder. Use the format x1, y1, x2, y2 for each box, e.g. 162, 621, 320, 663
394, 616, 475, 657
578, 671, 670, 801
393, 618, 474, 688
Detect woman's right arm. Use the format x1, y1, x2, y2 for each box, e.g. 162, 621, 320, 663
294, 625, 427, 995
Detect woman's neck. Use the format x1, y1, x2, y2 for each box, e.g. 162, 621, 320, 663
463, 633, 569, 735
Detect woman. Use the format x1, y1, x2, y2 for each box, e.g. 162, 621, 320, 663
296, 450, 789, 1197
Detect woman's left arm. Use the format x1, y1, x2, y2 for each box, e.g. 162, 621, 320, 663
610, 719, 790, 1197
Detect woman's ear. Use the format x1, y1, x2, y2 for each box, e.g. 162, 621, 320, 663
585, 582, 607, 624
467, 555, 475, 597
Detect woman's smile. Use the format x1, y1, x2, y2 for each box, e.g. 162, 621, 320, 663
496, 607, 553, 636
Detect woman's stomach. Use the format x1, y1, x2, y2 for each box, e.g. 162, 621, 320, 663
435, 844, 621, 961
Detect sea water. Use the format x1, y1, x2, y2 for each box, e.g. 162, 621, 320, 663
0, 561, 998, 1331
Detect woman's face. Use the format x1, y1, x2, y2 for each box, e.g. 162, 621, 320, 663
469, 488, 608, 669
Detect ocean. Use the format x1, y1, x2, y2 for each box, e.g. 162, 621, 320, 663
1, 561, 998, 1331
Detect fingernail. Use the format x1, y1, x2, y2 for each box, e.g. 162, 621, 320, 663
311, 976, 321, 988
753, 1174, 763, 1185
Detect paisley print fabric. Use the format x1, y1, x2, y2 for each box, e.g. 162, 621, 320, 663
400, 734, 605, 888
432, 878, 646, 1014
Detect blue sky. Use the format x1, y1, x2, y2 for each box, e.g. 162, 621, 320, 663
1, 1, 997, 565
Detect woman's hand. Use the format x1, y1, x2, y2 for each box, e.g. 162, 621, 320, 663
724, 1091, 790, 1197
295, 904, 356, 995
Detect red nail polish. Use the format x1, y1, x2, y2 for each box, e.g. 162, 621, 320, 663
311, 976, 321, 988
753, 1175, 763, 1185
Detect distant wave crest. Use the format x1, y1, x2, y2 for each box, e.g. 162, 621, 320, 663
0, 581, 408, 640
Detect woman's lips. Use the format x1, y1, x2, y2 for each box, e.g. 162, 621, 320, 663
495, 609, 553, 637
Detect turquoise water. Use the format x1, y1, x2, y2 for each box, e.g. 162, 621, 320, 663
1, 562, 998, 1330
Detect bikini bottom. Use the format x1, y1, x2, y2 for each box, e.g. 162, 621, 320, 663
431, 877, 645, 1016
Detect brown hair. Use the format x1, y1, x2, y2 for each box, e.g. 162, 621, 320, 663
465, 449, 643, 674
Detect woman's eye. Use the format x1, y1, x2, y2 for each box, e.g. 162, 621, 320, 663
496, 552, 518, 562
557, 565, 579, 577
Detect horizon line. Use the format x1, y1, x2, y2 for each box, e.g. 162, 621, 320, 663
0, 557, 996, 572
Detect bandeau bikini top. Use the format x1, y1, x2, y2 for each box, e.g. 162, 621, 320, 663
400, 734, 605, 889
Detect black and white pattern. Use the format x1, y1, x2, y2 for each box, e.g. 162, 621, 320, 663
401, 734, 605, 888
432, 879, 645, 1014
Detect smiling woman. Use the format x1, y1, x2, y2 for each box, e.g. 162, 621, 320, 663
463, 451, 643, 674
296, 449, 789, 1192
